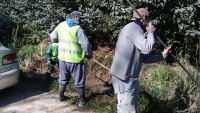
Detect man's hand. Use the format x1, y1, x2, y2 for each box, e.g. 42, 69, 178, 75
163, 46, 172, 57
85, 55, 91, 59
146, 22, 156, 34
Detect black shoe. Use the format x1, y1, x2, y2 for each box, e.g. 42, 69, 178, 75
76, 87, 86, 107
59, 84, 67, 102
59, 95, 68, 102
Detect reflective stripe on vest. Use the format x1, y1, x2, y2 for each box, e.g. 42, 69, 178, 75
57, 21, 84, 63
51, 43, 58, 60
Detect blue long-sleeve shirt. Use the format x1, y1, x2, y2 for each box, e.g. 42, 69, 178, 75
46, 43, 58, 61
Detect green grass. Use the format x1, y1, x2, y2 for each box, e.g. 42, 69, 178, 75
48, 63, 200, 113
17, 44, 36, 63
139, 63, 200, 113
140, 64, 176, 98
83, 92, 117, 113
139, 64, 177, 112
50, 78, 76, 92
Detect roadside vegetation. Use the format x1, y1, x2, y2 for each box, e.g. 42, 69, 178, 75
1, 0, 200, 113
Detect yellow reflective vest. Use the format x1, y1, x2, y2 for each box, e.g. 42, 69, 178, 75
57, 21, 85, 63
51, 43, 58, 60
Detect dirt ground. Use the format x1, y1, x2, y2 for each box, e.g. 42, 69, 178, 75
0, 70, 113, 113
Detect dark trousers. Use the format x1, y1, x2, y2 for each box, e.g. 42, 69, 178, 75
47, 60, 59, 73
58, 60, 85, 88
58, 60, 86, 104
45, 60, 59, 82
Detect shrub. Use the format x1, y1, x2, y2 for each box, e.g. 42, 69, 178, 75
0, 7, 16, 46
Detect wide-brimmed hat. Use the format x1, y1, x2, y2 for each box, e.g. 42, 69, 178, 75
69, 11, 86, 19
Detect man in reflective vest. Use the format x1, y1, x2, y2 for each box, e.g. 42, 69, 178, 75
45, 43, 59, 83
50, 11, 92, 107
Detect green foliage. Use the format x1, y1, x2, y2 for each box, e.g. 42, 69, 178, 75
0, 0, 65, 46
66, 79, 76, 92
67, 97, 78, 106
1, 0, 200, 65
1, 0, 200, 111
0, 0, 133, 48
50, 80, 59, 91
139, 63, 200, 112
84, 93, 117, 113
50, 78, 76, 93
106, 57, 114, 69
138, 93, 149, 112
17, 44, 36, 62
138, 0, 200, 65
139, 64, 176, 112
0, 7, 16, 46
142, 65, 175, 100
79, 0, 133, 47
8, 25, 25, 52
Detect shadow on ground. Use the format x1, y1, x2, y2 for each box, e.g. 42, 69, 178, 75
0, 70, 53, 107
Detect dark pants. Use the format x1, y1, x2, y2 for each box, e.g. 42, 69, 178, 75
58, 60, 86, 104
45, 60, 59, 82
58, 60, 85, 88
47, 60, 59, 73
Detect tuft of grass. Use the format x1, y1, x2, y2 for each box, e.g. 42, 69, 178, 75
67, 97, 78, 106
83, 92, 117, 113
17, 44, 36, 63
140, 64, 176, 100
50, 78, 76, 93
139, 64, 178, 112
139, 62, 200, 113
49, 80, 59, 91
106, 57, 113, 69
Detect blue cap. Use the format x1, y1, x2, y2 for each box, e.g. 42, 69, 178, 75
69, 11, 86, 19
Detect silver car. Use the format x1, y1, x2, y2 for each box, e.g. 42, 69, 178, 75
0, 42, 20, 90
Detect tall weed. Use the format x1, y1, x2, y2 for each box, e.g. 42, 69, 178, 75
139, 62, 200, 113
17, 44, 36, 63
8, 25, 24, 52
